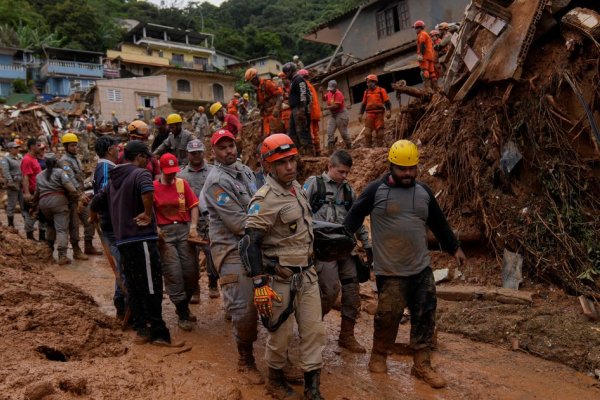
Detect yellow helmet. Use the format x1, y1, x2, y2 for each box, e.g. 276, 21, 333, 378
166, 113, 183, 125
61, 132, 79, 144
388, 140, 419, 166
243, 93, 249, 100
210, 102, 223, 115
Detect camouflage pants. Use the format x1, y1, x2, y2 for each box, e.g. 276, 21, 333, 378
373, 267, 437, 354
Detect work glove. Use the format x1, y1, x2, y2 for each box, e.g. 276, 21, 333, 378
253, 276, 282, 319
385, 110, 392, 120
365, 247, 373, 268
358, 114, 363, 124
417, 54, 423, 62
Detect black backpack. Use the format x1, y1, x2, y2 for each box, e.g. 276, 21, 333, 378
310, 176, 353, 214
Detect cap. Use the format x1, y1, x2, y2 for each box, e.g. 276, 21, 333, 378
124, 140, 152, 159
327, 80, 337, 90
159, 153, 180, 174
211, 129, 236, 146
7, 141, 19, 148
187, 139, 205, 153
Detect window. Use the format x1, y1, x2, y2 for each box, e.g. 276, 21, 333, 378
142, 67, 151, 76
107, 89, 122, 102
139, 94, 158, 109
194, 56, 208, 66
258, 60, 266, 66
212, 83, 224, 103
176, 79, 191, 92
276, 64, 280, 71
158, 51, 164, 58
172, 53, 184, 63
146, 47, 152, 56
376, 2, 410, 39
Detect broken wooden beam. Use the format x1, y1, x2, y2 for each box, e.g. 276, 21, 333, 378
392, 82, 431, 100
436, 285, 533, 304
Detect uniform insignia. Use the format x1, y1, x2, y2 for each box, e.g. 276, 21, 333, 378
255, 185, 269, 197
214, 188, 230, 206
248, 203, 261, 216
289, 222, 297, 233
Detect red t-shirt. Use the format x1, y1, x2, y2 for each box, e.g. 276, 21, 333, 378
21, 153, 42, 193
325, 90, 345, 115
153, 178, 199, 225
224, 113, 242, 137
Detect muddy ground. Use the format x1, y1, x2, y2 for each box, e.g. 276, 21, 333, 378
1, 219, 599, 400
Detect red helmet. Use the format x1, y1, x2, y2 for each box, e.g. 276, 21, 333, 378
366, 74, 378, 83
261, 134, 298, 163
413, 20, 426, 28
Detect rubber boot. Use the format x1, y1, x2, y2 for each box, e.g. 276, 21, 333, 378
303, 369, 323, 400
237, 343, 264, 385
58, 254, 72, 265
368, 351, 388, 373
266, 367, 299, 399
7, 216, 14, 228
84, 240, 103, 255
338, 317, 366, 353
38, 227, 45, 242
208, 286, 220, 299
283, 360, 304, 384
175, 302, 194, 331
26, 231, 35, 241
72, 243, 89, 260
411, 348, 447, 389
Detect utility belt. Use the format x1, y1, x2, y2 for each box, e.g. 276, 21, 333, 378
263, 256, 314, 279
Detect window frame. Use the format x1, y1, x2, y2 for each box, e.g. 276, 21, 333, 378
176, 79, 191, 93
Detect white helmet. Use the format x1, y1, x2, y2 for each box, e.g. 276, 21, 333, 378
293, 55, 299, 61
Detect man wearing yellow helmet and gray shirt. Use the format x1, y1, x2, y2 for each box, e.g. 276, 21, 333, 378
59, 132, 102, 258
343, 140, 466, 389
153, 113, 195, 165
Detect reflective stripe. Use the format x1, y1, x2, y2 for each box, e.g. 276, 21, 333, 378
142, 241, 154, 295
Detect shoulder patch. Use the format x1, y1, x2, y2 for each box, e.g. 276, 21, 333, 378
62, 165, 71, 171
214, 188, 231, 206
248, 203, 261, 216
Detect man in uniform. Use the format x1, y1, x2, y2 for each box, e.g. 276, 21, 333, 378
200, 129, 263, 384
210, 102, 242, 138
304, 150, 372, 353
343, 140, 466, 389
1, 142, 23, 230
192, 106, 209, 140
59, 133, 102, 258
283, 62, 313, 154
358, 74, 392, 148
241, 133, 325, 399
153, 113, 195, 166
323, 80, 352, 154
245, 68, 283, 137
414, 20, 437, 90
177, 139, 218, 301
21, 138, 42, 240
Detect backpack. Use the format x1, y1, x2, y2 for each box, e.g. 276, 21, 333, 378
309, 176, 353, 214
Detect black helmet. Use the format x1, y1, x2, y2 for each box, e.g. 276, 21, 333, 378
282, 62, 296, 76
313, 221, 356, 262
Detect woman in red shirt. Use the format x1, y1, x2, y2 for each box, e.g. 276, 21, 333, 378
154, 153, 200, 331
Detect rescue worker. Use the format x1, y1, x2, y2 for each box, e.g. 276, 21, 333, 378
93, 135, 127, 319
192, 107, 209, 140
277, 71, 292, 134
111, 111, 119, 135
127, 120, 161, 178
177, 139, 218, 300
201, 129, 262, 384
21, 138, 42, 240
239, 93, 250, 122
414, 20, 437, 90
323, 80, 351, 153
59, 133, 102, 258
245, 68, 283, 137
91, 140, 183, 347
304, 150, 371, 354
283, 62, 313, 154
299, 69, 322, 156
292, 55, 304, 69
151, 117, 169, 152
430, 30, 443, 82
153, 113, 195, 166
227, 93, 241, 117
242, 133, 325, 399
1, 141, 23, 230
32, 153, 79, 265
210, 102, 242, 138
154, 153, 200, 331
80, 124, 93, 165
343, 140, 466, 389
436, 22, 453, 72
358, 75, 392, 148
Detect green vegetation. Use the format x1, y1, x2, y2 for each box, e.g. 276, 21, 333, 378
0, 0, 363, 63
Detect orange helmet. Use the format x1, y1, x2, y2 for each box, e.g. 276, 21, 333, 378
366, 74, 378, 83
413, 20, 426, 28
127, 120, 149, 139
261, 134, 298, 163
245, 68, 258, 82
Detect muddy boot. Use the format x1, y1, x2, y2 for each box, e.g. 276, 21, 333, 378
72, 243, 89, 260
7, 216, 14, 228
237, 343, 264, 385
208, 286, 220, 299
411, 348, 446, 389
338, 317, 366, 353
303, 369, 323, 400
283, 362, 304, 384
368, 351, 388, 373
26, 231, 35, 241
266, 367, 298, 399
176, 302, 194, 331
58, 254, 72, 265
84, 240, 102, 255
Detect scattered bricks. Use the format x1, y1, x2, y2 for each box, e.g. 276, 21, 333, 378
578, 295, 599, 321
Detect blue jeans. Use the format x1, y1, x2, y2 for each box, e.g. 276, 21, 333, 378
101, 230, 127, 316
